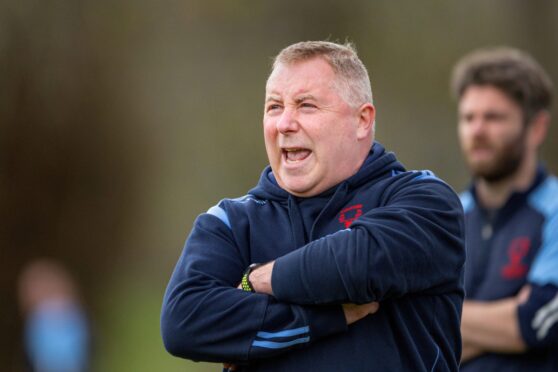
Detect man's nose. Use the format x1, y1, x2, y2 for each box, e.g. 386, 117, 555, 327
469, 118, 488, 136
276, 108, 299, 134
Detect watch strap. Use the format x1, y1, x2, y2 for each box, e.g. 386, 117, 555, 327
241, 263, 262, 292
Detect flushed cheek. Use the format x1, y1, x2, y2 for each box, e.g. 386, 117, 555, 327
263, 119, 278, 136
263, 130, 279, 155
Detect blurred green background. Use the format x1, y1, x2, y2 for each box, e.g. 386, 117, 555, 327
1, 1, 557, 371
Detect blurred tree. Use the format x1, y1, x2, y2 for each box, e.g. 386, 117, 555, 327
0, 1, 143, 370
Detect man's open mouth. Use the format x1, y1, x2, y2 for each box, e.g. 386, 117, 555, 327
283, 148, 312, 163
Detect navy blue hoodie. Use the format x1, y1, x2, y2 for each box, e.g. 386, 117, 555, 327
161, 143, 465, 371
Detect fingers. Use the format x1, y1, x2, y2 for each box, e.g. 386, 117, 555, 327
343, 301, 381, 325
517, 285, 532, 304
368, 301, 380, 314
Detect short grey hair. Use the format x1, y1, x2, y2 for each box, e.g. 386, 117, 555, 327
270, 41, 373, 108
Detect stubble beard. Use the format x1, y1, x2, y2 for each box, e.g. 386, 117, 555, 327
467, 129, 527, 184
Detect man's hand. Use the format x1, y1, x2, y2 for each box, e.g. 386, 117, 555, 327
342, 302, 380, 325
236, 262, 275, 294
461, 341, 483, 363
460, 285, 530, 363
223, 363, 238, 371
249, 262, 274, 294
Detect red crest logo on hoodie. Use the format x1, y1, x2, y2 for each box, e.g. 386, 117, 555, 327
338, 204, 363, 228
501, 237, 531, 279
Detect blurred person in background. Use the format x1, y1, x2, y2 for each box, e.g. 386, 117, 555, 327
162, 40, 465, 371
18, 259, 90, 372
452, 47, 558, 371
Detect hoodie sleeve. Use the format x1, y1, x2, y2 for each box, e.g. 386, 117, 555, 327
517, 283, 558, 350
517, 210, 558, 349
271, 177, 465, 305
160, 210, 347, 364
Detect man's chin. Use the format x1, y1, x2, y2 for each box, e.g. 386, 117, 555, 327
468, 155, 523, 183
469, 161, 494, 176
471, 166, 516, 183
469, 162, 501, 181
277, 177, 313, 197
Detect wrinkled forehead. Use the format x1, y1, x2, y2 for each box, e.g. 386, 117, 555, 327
265, 58, 339, 95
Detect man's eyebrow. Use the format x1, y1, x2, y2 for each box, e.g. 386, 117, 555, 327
265, 95, 281, 103
294, 94, 317, 104
484, 110, 508, 116
265, 94, 317, 104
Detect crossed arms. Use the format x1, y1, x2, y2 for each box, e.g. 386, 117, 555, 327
161, 180, 464, 363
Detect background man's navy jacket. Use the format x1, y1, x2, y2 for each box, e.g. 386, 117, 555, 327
460, 167, 558, 372
161, 143, 466, 371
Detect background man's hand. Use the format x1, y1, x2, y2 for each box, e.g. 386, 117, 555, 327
517, 285, 531, 304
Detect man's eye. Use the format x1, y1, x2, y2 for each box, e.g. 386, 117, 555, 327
485, 113, 506, 122
267, 104, 282, 112
300, 103, 317, 109
460, 114, 473, 123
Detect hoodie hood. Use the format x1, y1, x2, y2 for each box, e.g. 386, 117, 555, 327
249, 142, 405, 202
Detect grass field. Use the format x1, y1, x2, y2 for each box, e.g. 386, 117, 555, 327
92, 275, 217, 372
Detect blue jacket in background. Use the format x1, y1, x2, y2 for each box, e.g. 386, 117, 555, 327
460, 166, 558, 372
161, 143, 465, 371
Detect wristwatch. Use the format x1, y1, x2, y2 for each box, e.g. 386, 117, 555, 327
241, 263, 263, 292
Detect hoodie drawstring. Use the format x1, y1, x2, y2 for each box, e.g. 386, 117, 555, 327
309, 182, 350, 240
287, 196, 308, 248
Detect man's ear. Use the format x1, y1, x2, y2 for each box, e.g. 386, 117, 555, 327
527, 110, 550, 149
357, 103, 375, 140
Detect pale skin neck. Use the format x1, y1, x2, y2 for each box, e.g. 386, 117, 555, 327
475, 150, 538, 209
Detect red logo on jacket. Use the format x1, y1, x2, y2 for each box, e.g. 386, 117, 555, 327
338, 204, 363, 228
501, 237, 531, 279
